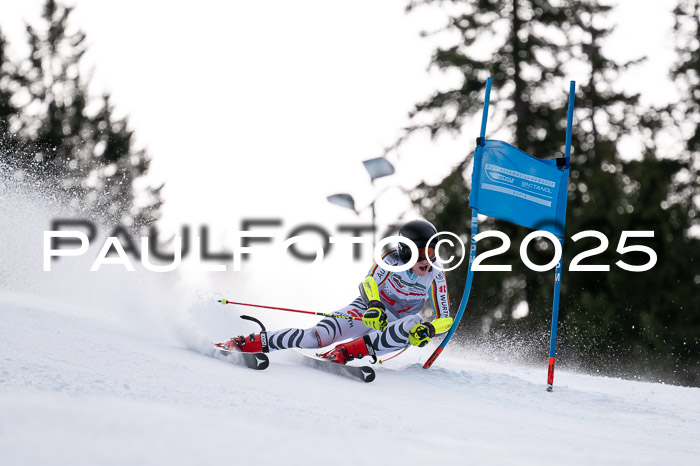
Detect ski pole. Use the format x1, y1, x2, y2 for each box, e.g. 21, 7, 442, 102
218, 299, 364, 321
377, 344, 410, 364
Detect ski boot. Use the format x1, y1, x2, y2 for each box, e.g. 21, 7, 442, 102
320, 335, 376, 365
216, 332, 268, 353
215, 315, 269, 353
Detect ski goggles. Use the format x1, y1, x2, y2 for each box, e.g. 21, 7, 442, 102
416, 247, 436, 263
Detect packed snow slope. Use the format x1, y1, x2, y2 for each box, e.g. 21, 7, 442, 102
1, 173, 699, 465
2, 295, 700, 466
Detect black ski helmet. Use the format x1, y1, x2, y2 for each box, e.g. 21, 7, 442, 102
397, 219, 438, 264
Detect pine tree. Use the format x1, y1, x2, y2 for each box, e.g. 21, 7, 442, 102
405, 0, 574, 156
0, 29, 21, 156
6, 0, 161, 229
670, 0, 699, 220
647, 0, 700, 383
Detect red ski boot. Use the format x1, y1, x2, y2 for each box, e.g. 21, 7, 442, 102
216, 332, 269, 353
320, 335, 376, 364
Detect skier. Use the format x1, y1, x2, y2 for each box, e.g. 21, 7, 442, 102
220, 219, 453, 364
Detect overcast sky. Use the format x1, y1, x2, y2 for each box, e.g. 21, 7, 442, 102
0, 0, 681, 301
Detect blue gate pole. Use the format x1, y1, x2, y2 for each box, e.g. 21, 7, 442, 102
564, 81, 575, 161
424, 210, 478, 368
546, 81, 575, 391
479, 78, 492, 139
547, 247, 564, 391
423, 77, 492, 369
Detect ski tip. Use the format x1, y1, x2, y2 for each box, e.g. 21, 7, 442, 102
360, 367, 376, 383
299, 351, 375, 383
218, 298, 228, 304
246, 353, 270, 370
215, 346, 270, 371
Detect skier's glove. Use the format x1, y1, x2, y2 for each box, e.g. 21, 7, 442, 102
409, 317, 454, 347
409, 322, 436, 347
362, 301, 388, 331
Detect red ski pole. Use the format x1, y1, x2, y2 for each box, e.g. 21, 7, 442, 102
218, 299, 363, 321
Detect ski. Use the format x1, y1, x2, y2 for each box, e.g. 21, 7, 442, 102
215, 345, 270, 370
295, 352, 375, 383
